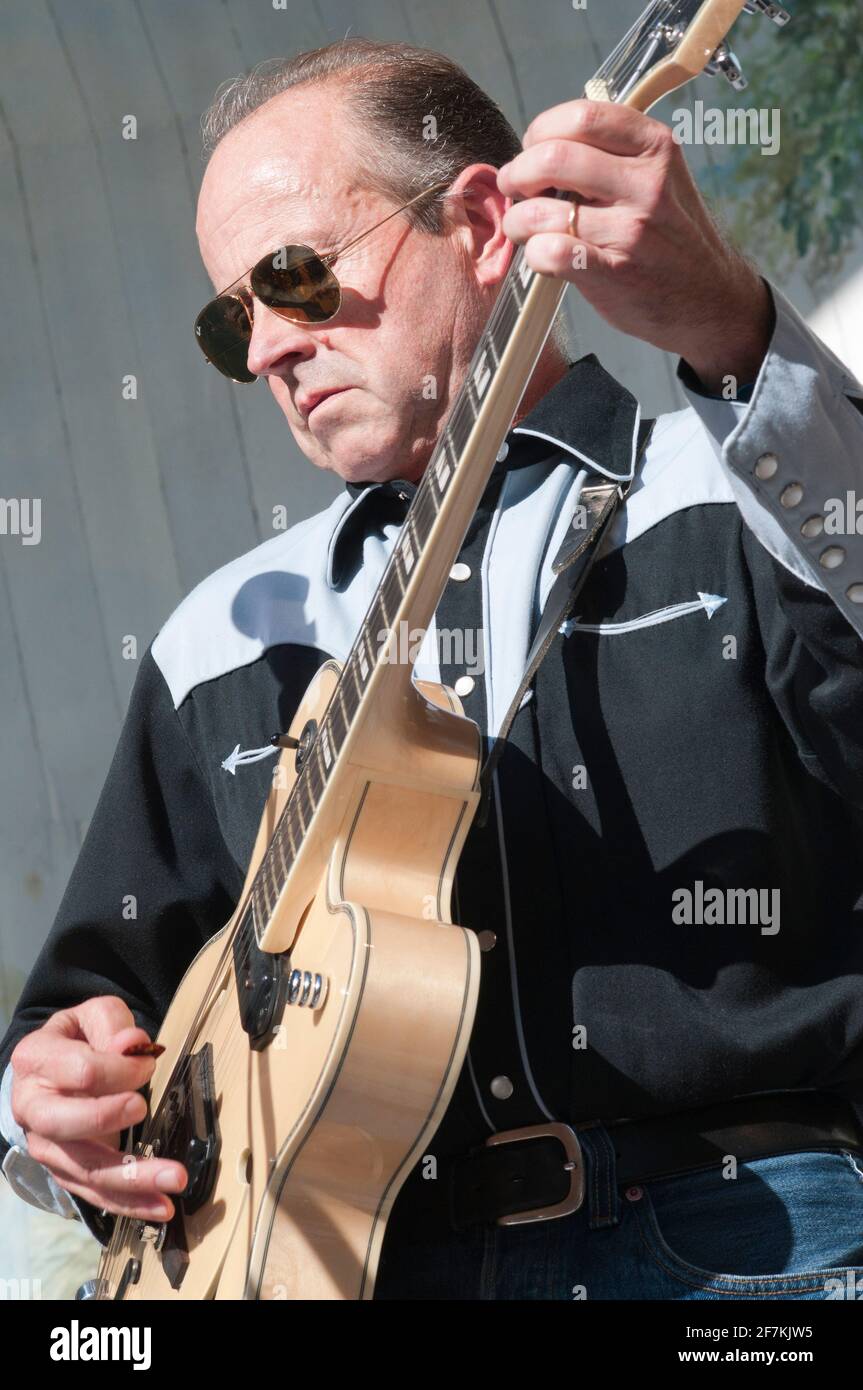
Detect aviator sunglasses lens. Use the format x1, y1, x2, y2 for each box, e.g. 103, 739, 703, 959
250, 244, 341, 324
194, 294, 257, 383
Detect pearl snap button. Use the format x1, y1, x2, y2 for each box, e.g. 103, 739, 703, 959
780, 483, 803, 508
800, 515, 824, 539
819, 545, 846, 569
490, 1075, 514, 1100
454, 675, 475, 697
754, 453, 779, 480
496, 442, 509, 463
450, 562, 471, 582
846, 584, 863, 604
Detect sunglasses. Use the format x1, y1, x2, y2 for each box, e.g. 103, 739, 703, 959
194, 180, 453, 384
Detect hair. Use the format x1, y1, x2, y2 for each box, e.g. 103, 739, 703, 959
201, 37, 572, 356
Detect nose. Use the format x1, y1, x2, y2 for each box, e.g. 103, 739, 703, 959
245, 299, 318, 379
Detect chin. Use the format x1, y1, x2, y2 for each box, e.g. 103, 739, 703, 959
307, 425, 414, 486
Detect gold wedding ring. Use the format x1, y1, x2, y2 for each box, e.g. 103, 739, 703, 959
568, 199, 579, 237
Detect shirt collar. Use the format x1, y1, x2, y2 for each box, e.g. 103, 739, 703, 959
327, 352, 640, 589
510, 352, 641, 482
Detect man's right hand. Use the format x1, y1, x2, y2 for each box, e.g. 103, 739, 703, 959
9, 996, 188, 1221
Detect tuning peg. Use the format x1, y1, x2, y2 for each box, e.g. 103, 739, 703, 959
743, 0, 791, 25
705, 43, 748, 91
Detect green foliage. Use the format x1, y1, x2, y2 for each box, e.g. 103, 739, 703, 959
709, 0, 863, 286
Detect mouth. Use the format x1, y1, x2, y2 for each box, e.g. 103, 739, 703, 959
299, 387, 353, 419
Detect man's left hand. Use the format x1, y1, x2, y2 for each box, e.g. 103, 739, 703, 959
497, 99, 774, 393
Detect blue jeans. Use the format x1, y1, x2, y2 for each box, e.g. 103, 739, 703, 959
374, 1133, 863, 1299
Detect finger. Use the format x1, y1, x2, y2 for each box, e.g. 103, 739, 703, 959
25, 1133, 188, 1200
498, 141, 630, 205
78, 996, 145, 1052
16, 1083, 148, 1142
520, 230, 611, 285
504, 200, 631, 257
522, 98, 669, 157
12, 1031, 156, 1096
503, 195, 590, 247
54, 1176, 177, 1223
42, 996, 136, 1048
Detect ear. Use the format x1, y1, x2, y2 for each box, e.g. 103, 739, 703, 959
446, 163, 514, 290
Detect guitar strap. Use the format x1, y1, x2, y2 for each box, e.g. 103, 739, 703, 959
476, 415, 655, 828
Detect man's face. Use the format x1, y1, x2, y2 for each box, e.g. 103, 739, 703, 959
196, 84, 512, 484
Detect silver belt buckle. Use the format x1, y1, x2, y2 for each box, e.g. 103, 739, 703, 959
485, 1121, 585, 1226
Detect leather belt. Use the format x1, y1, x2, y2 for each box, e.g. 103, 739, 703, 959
417, 1091, 863, 1232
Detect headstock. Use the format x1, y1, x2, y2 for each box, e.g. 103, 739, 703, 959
586, 0, 791, 113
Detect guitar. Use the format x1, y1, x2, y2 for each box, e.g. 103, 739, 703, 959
80, 0, 788, 1301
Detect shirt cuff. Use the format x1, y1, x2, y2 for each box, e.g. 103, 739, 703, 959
676, 278, 863, 635
0, 1061, 84, 1223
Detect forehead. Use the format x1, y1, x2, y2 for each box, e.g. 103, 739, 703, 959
196, 84, 369, 280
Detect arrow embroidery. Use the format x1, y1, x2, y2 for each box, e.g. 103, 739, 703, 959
221, 743, 280, 776
560, 592, 727, 637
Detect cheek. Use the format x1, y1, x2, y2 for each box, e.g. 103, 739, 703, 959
268, 376, 296, 419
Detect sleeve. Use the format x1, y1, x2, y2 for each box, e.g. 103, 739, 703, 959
0, 644, 245, 1240
677, 278, 863, 639
738, 519, 863, 811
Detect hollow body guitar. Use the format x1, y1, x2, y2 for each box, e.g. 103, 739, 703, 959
87, 0, 782, 1299
96, 661, 481, 1300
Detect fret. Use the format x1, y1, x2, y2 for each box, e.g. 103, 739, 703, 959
261, 871, 274, 922
407, 506, 422, 552
339, 670, 359, 723
381, 561, 402, 611
388, 552, 406, 606
314, 742, 328, 796
413, 489, 436, 552
329, 689, 347, 743
285, 811, 298, 860
266, 853, 279, 903
313, 739, 328, 791
471, 343, 493, 401
433, 443, 452, 493
400, 528, 416, 577
348, 651, 364, 700
358, 628, 371, 682
275, 833, 288, 882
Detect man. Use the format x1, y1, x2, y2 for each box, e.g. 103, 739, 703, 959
2, 38, 863, 1300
